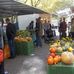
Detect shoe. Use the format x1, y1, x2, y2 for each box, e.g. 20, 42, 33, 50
4, 71, 8, 74
8, 56, 15, 59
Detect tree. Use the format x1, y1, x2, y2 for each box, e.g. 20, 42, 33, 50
18, 0, 74, 13
24, 0, 28, 3
22, 0, 41, 7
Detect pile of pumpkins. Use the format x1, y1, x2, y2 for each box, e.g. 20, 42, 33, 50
47, 47, 61, 65
15, 30, 32, 42
14, 36, 32, 42
47, 41, 74, 65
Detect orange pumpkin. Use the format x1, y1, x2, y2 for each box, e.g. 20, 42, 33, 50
26, 37, 32, 41
55, 55, 61, 62
50, 53, 56, 58
53, 56, 59, 64
49, 47, 56, 53
47, 56, 53, 65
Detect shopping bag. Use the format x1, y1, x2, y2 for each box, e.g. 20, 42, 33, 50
0, 49, 3, 63
4, 44, 10, 59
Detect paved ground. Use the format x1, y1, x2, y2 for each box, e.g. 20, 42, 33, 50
4, 42, 49, 74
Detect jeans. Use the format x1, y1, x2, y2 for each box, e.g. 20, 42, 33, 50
60, 31, 66, 39
8, 39, 15, 58
36, 35, 42, 47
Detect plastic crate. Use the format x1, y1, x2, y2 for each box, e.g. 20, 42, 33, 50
48, 63, 74, 74
25, 41, 34, 55
15, 41, 34, 55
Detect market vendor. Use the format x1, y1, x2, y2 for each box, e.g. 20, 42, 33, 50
6, 18, 16, 58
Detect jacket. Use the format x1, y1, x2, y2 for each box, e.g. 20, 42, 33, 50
59, 21, 67, 32
6, 23, 16, 40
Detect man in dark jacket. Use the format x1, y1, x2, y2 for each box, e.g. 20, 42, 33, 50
6, 18, 16, 58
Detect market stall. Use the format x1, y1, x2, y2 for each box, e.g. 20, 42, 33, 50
0, 0, 47, 73
0, 0, 47, 55
47, 37, 74, 74
14, 30, 34, 55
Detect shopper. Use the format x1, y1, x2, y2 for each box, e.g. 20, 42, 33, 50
70, 18, 74, 39
35, 17, 42, 47
68, 22, 71, 37
44, 20, 53, 42
44, 21, 52, 33
28, 21, 36, 43
58, 18, 62, 39
28, 21, 34, 35
59, 17, 67, 39
6, 18, 16, 58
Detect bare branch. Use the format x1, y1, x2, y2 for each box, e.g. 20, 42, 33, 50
34, 0, 41, 7
24, 0, 28, 3
31, 0, 34, 6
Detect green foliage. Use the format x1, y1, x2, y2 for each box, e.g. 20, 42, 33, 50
16, 30, 30, 37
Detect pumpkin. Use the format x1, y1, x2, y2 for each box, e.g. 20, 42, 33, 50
0, 50, 3, 63
53, 43, 58, 47
47, 56, 53, 65
56, 47, 63, 53
61, 51, 74, 64
62, 46, 67, 51
49, 47, 56, 53
50, 53, 56, 58
55, 55, 61, 62
26, 37, 32, 41
50, 45, 55, 48
60, 40, 65, 46
68, 47, 73, 52
53, 55, 59, 64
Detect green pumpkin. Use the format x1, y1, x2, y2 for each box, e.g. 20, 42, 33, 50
62, 46, 67, 51
56, 47, 63, 53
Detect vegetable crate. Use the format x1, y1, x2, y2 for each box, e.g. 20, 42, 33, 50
15, 41, 34, 55
48, 63, 74, 74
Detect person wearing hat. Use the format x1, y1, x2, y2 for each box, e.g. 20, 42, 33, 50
6, 18, 16, 58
